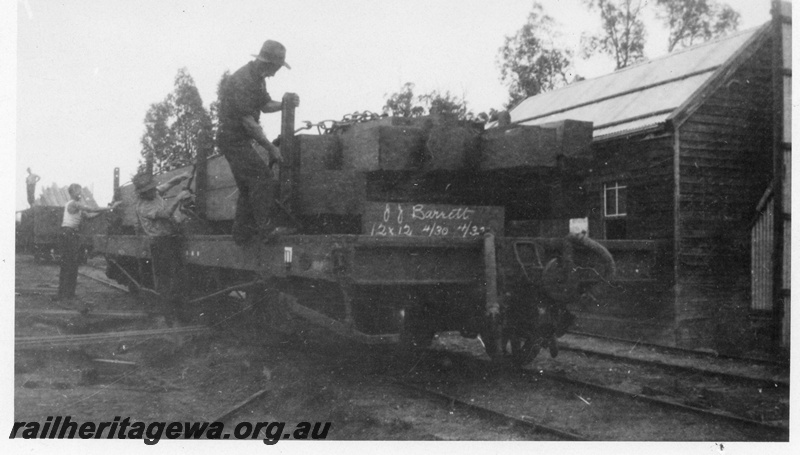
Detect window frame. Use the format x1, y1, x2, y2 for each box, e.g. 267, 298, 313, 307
603, 182, 627, 218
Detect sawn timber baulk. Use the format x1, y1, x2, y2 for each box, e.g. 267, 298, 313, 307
89, 95, 625, 367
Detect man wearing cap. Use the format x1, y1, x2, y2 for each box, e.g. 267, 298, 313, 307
216, 39, 300, 245
134, 171, 192, 318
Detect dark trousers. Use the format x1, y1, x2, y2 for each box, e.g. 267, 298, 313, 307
150, 235, 188, 305
221, 142, 276, 244
57, 227, 81, 298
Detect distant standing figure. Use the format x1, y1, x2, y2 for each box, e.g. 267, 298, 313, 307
133, 171, 192, 318
54, 184, 119, 302
216, 39, 300, 245
26, 168, 40, 207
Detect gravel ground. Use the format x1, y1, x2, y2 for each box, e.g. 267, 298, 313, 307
12, 253, 795, 450
13, 254, 546, 442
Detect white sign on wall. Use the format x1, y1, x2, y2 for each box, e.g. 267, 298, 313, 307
569, 217, 589, 235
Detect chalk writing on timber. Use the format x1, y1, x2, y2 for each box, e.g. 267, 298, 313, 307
365, 203, 501, 238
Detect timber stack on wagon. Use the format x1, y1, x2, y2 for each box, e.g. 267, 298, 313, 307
35, 183, 98, 208
111, 116, 595, 240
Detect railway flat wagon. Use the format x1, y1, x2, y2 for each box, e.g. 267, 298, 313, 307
18, 205, 96, 263
93, 100, 624, 365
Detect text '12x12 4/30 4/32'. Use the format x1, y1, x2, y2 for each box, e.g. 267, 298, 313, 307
362, 203, 504, 238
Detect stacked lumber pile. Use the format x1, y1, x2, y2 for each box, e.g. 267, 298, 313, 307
295, 117, 592, 220
111, 117, 593, 234
35, 183, 98, 208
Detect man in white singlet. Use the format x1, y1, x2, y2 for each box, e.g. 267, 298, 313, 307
54, 184, 119, 302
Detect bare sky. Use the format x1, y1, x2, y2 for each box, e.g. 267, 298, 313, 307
10, 0, 773, 211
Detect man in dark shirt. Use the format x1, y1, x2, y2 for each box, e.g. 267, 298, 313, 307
134, 171, 192, 320
217, 39, 300, 245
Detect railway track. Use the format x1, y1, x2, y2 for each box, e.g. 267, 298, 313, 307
567, 330, 789, 369
546, 334, 789, 430
211, 324, 789, 441
23, 266, 571, 441
397, 347, 789, 441
16, 263, 211, 350
207, 340, 586, 441
202, 304, 790, 441
529, 370, 789, 436
556, 342, 789, 389
18, 260, 790, 440
391, 378, 587, 440
15, 326, 210, 350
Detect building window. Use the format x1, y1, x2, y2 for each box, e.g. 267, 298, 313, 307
604, 182, 627, 217
604, 182, 627, 239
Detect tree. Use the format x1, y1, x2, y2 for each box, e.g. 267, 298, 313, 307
656, 0, 740, 52
497, 2, 577, 107
420, 90, 470, 119
382, 83, 482, 121
581, 0, 647, 69
382, 83, 427, 118
139, 68, 214, 174
208, 70, 230, 152
139, 101, 174, 174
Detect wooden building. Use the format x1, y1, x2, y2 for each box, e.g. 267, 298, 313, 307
503, 6, 791, 356
750, 1, 792, 354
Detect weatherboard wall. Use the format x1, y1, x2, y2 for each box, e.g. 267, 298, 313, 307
673, 39, 774, 350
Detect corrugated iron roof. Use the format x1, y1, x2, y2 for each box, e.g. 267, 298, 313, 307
593, 113, 670, 139
506, 24, 767, 139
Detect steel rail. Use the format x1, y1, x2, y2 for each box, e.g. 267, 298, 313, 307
556, 344, 790, 389
15, 326, 209, 349
16, 308, 150, 319
407, 345, 790, 438
392, 379, 588, 441
208, 379, 447, 441
530, 370, 789, 436
566, 330, 789, 368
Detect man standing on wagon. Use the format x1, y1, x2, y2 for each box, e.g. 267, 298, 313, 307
25, 167, 40, 207
216, 39, 300, 245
